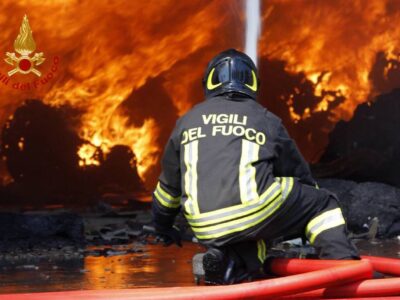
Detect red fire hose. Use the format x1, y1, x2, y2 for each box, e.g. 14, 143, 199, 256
361, 255, 400, 276
269, 257, 354, 276
267, 255, 400, 299
278, 278, 400, 299
268, 255, 400, 277
0, 260, 372, 300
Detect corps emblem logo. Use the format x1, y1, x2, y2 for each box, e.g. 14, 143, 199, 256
4, 15, 45, 77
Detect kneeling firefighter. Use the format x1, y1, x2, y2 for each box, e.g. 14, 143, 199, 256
151, 49, 359, 283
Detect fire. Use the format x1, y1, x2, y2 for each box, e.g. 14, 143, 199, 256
0, 1, 243, 190
260, 0, 400, 123
77, 116, 159, 177
0, 0, 400, 193
78, 144, 100, 167
17, 137, 24, 151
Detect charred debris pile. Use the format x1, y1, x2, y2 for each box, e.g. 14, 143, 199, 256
314, 88, 400, 238
0, 100, 145, 207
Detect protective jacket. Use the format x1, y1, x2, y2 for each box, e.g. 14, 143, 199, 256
152, 94, 317, 245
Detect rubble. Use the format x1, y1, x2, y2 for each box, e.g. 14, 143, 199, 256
0, 208, 149, 264
0, 178, 399, 265
314, 88, 400, 188
318, 179, 400, 238
0, 211, 84, 264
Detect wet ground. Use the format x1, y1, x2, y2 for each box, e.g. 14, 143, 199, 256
0, 238, 399, 294
0, 242, 204, 294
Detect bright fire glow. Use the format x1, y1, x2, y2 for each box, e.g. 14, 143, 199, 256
0, 1, 399, 189
0, 1, 240, 188
260, 0, 400, 122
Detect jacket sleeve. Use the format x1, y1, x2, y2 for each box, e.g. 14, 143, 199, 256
152, 125, 182, 229
272, 121, 317, 187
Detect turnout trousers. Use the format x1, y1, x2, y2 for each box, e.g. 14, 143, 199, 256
217, 181, 359, 273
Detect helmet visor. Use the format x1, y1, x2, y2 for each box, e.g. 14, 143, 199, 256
211, 60, 230, 85
211, 59, 254, 86
231, 59, 254, 86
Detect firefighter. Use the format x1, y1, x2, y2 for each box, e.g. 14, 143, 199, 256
151, 49, 359, 282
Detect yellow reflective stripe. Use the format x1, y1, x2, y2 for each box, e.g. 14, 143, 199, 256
193, 195, 283, 239
239, 140, 259, 203
186, 177, 293, 227
306, 208, 342, 233
309, 218, 345, 244
206, 68, 222, 90
281, 176, 294, 200
183, 142, 193, 215
187, 188, 281, 227
186, 181, 281, 221
192, 179, 287, 234
154, 189, 180, 208
184, 140, 200, 215
257, 240, 267, 264
192, 141, 199, 214
262, 240, 267, 262
306, 208, 345, 244
192, 177, 293, 239
156, 182, 180, 202
184, 200, 192, 214
245, 70, 258, 91
154, 182, 180, 209
191, 192, 279, 233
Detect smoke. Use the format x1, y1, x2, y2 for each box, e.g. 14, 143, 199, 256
245, 0, 261, 66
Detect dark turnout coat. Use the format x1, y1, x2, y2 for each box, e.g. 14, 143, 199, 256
152, 95, 317, 245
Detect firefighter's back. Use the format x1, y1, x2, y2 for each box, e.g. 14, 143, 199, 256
177, 95, 277, 216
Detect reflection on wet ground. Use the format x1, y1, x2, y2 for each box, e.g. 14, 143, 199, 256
0, 242, 203, 294
0, 239, 399, 294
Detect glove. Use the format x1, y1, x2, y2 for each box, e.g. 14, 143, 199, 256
154, 225, 182, 248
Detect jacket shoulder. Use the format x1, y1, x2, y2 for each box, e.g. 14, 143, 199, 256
174, 107, 196, 129
263, 109, 282, 124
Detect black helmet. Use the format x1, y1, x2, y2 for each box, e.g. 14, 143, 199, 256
202, 49, 259, 99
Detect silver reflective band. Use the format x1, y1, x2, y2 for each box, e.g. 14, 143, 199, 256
306, 208, 345, 244
154, 182, 180, 208
184, 140, 199, 215
190, 177, 294, 240
239, 139, 259, 203
187, 181, 281, 226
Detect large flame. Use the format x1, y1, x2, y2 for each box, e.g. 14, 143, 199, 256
0, 1, 243, 189
260, 0, 400, 122
0, 1, 399, 191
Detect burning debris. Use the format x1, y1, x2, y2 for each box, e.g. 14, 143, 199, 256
0, 1, 398, 193
0, 100, 144, 206
0, 1, 245, 190
0, 1, 400, 295
258, 57, 346, 161
260, 1, 400, 122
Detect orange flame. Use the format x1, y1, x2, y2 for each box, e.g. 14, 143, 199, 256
260, 0, 400, 123
0, 1, 400, 191
0, 1, 243, 189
